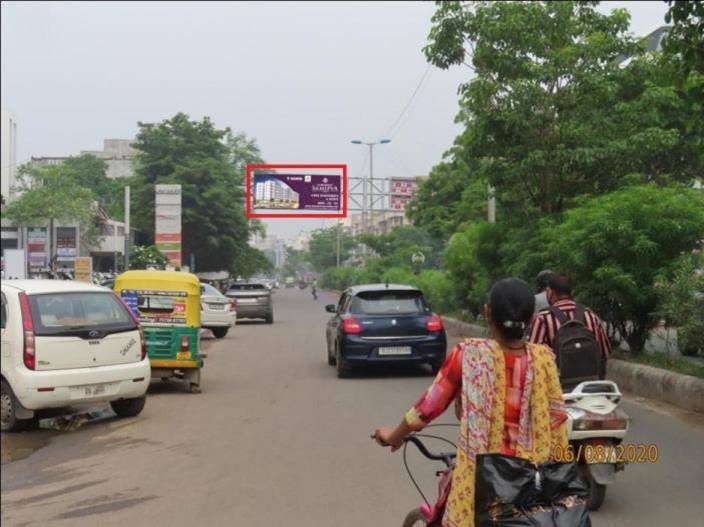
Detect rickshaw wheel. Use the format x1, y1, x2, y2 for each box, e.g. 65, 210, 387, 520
185, 369, 201, 393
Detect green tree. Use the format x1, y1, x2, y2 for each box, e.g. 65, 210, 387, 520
61, 155, 125, 219
129, 245, 170, 270
307, 226, 355, 272
5, 163, 100, 252
423, 1, 697, 219
130, 113, 260, 274
657, 248, 704, 356
545, 185, 704, 353
231, 245, 274, 279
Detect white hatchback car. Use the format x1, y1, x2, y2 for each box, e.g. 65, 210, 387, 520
200, 283, 237, 338
1, 280, 151, 432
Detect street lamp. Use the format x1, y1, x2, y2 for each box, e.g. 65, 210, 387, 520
350, 138, 392, 234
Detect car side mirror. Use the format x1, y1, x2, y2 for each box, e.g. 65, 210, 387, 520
325, 304, 337, 313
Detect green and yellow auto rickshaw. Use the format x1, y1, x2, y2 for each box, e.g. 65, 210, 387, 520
114, 270, 203, 393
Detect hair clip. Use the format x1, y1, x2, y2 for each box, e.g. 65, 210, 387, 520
502, 320, 525, 329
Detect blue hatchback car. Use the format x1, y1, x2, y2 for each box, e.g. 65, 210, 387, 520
325, 284, 447, 378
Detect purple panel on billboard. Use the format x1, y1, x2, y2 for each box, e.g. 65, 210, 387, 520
252, 174, 341, 211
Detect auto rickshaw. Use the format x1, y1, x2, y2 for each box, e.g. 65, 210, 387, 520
114, 270, 203, 393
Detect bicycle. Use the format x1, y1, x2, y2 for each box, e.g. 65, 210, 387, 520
376, 426, 458, 527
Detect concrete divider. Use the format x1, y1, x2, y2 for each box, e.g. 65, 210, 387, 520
442, 316, 704, 413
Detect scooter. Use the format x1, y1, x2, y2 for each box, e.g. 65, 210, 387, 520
564, 380, 630, 511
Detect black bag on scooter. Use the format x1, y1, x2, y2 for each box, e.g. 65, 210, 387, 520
475, 454, 591, 527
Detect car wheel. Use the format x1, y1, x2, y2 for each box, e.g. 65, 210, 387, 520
1, 380, 32, 432
211, 327, 229, 339
110, 396, 146, 418
265, 312, 274, 324
335, 344, 351, 378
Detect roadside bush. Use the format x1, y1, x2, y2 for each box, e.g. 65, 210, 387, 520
415, 270, 457, 314
545, 185, 704, 353
444, 221, 506, 315
322, 267, 358, 291
658, 248, 704, 356
381, 266, 417, 286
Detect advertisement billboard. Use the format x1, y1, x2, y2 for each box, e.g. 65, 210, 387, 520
27, 227, 48, 271
74, 256, 93, 283
246, 164, 347, 219
155, 184, 182, 268
56, 227, 77, 262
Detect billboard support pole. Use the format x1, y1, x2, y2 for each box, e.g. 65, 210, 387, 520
124, 185, 130, 270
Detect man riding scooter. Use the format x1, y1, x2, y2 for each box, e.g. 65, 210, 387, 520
529, 273, 628, 511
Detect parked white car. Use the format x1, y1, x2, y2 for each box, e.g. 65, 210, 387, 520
1, 280, 151, 432
200, 283, 237, 338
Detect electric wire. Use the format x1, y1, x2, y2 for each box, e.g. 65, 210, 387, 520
382, 63, 433, 139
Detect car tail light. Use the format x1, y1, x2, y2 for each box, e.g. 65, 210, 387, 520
19, 292, 35, 370
116, 293, 147, 360
342, 317, 362, 334
229, 299, 237, 311
181, 335, 190, 352
426, 314, 443, 332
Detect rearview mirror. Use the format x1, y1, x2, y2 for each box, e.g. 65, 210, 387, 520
325, 304, 337, 313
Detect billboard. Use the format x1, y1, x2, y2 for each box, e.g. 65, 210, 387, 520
390, 177, 419, 211
246, 164, 347, 219
74, 256, 93, 283
155, 184, 182, 268
56, 227, 77, 263
27, 227, 48, 271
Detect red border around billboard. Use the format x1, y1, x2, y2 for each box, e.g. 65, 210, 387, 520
245, 164, 347, 219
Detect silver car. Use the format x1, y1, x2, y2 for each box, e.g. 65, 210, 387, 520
225, 282, 273, 323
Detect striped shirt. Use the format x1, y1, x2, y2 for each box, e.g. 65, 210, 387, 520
528, 299, 611, 359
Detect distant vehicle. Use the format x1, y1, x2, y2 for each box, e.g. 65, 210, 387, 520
225, 282, 273, 323
285, 277, 295, 288
200, 283, 237, 338
325, 284, 447, 378
1, 280, 150, 432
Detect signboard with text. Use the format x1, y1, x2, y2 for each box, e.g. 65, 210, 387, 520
27, 227, 48, 271
246, 164, 347, 219
74, 256, 93, 282
155, 184, 182, 268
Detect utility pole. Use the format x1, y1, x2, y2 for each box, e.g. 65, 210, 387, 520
487, 184, 496, 223
351, 139, 391, 234
124, 186, 131, 270
336, 220, 341, 267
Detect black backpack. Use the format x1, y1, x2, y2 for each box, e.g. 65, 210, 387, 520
550, 305, 601, 386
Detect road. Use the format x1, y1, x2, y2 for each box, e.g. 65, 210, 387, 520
2, 288, 703, 526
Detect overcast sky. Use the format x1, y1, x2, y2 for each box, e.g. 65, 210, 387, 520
1, 1, 669, 241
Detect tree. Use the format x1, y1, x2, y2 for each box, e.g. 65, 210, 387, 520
423, 1, 697, 219
544, 185, 704, 353
130, 113, 261, 274
231, 245, 274, 278
61, 155, 125, 219
129, 245, 170, 270
5, 162, 100, 253
307, 226, 355, 272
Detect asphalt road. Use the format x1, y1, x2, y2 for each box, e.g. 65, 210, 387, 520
2, 288, 703, 526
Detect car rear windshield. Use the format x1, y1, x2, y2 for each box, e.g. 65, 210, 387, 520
229, 284, 267, 291
29, 292, 137, 336
350, 290, 427, 315
201, 283, 225, 297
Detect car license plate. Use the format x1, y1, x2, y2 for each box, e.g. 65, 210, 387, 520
208, 303, 226, 311
82, 383, 106, 397
238, 298, 256, 303
378, 346, 412, 356
177, 351, 191, 360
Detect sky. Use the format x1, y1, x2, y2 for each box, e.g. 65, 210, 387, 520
1, 1, 670, 242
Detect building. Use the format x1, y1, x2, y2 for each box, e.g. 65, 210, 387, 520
253, 178, 299, 207
1, 110, 18, 203
31, 138, 136, 179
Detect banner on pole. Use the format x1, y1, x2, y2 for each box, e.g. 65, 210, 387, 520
155, 184, 182, 268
